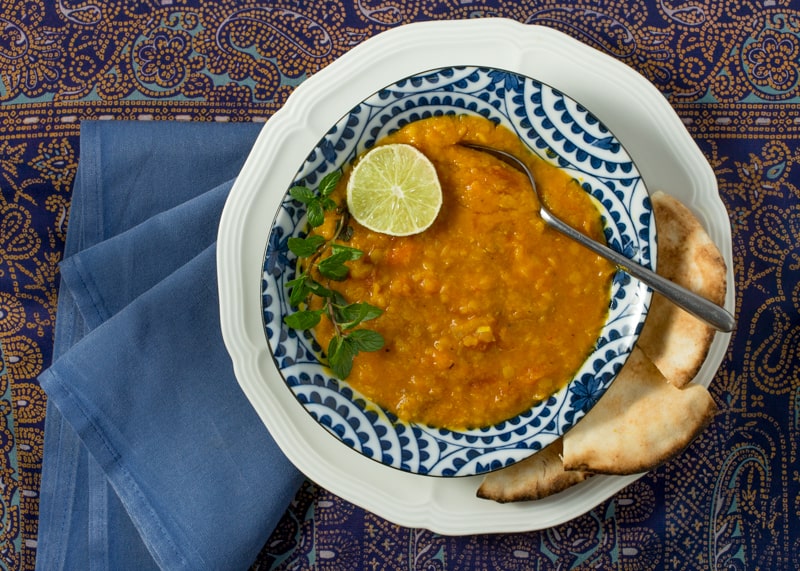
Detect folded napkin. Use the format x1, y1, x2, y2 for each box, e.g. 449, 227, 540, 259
37, 121, 304, 570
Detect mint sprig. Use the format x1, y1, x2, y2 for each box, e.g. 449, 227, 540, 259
284, 170, 385, 379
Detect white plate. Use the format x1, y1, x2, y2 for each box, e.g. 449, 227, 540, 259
218, 19, 734, 534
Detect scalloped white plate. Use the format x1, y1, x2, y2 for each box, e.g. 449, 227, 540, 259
218, 19, 734, 534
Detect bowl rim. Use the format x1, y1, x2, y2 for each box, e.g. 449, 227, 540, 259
259, 63, 655, 478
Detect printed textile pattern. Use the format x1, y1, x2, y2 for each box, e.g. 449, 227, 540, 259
0, 1, 798, 570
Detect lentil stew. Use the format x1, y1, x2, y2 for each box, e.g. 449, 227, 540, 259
310, 115, 615, 429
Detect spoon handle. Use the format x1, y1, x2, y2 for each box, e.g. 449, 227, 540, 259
543, 211, 736, 332
460, 142, 736, 332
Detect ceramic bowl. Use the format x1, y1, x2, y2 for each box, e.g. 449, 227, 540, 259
261, 65, 654, 477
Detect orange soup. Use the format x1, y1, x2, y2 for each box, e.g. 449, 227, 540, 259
310, 114, 615, 429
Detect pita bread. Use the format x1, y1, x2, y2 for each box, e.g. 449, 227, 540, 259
636, 190, 728, 387
561, 346, 716, 475
477, 439, 590, 503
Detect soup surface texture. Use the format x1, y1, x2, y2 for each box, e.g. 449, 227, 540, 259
310, 115, 615, 429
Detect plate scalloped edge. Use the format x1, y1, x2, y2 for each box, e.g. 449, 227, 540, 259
218, 18, 734, 535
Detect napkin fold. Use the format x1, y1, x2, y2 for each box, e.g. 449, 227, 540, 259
60, 180, 230, 330
37, 121, 304, 570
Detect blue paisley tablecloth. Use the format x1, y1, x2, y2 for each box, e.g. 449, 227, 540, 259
1, 2, 798, 570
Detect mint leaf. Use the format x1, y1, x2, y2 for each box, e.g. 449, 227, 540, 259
286, 274, 310, 306
330, 243, 363, 261
307, 200, 325, 227
284, 310, 324, 330
305, 279, 333, 298
318, 170, 342, 197
318, 251, 351, 280
337, 302, 383, 329
347, 329, 385, 352
289, 185, 315, 205
327, 336, 356, 379
288, 235, 325, 257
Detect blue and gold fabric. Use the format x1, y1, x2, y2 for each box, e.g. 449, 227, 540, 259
0, 2, 798, 569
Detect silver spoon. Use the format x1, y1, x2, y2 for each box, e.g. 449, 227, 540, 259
462, 143, 736, 333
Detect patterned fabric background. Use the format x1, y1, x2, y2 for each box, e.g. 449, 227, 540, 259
0, 1, 798, 570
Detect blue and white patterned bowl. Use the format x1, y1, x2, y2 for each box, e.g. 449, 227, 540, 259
261, 66, 655, 477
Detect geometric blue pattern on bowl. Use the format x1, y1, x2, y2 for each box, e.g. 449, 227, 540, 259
262, 66, 655, 477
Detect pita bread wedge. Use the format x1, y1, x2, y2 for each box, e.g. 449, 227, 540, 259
477, 439, 590, 503
561, 346, 716, 475
637, 190, 728, 387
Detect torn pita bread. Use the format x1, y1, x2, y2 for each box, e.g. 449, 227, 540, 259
561, 346, 716, 475
636, 190, 728, 387
477, 439, 590, 503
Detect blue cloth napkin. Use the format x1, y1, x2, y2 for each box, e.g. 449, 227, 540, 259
37, 121, 304, 570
